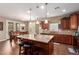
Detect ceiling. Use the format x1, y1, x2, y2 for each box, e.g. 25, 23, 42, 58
0, 3, 79, 21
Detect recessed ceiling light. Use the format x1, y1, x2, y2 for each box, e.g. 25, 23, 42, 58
47, 12, 50, 16
55, 7, 60, 10
62, 9, 66, 12
27, 10, 30, 13
40, 5, 44, 9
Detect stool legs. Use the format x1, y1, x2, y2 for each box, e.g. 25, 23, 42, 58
19, 45, 21, 55
23, 47, 33, 55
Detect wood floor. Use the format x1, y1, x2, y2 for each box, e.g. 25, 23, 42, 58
0, 40, 78, 55
53, 43, 78, 55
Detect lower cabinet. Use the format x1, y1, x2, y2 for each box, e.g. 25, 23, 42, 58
53, 34, 74, 45
64, 35, 73, 45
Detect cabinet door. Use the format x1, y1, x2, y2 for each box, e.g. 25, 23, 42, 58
53, 35, 65, 43
70, 14, 78, 30
61, 19, 66, 29
57, 35, 64, 43
53, 35, 73, 45
77, 36, 79, 47
61, 18, 70, 29
78, 15, 79, 26
61, 35, 66, 44
66, 19, 70, 29
65, 35, 72, 45
53, 35, 58, 42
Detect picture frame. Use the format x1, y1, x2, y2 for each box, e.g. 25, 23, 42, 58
0, 22, 3, 31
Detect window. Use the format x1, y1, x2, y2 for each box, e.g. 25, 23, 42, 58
49, 23, 59, 31
16, 23, 20, 31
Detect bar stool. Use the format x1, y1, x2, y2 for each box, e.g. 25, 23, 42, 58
9, 31, 14, 45
18, 39, 33, 55
19, 42, 24, 55
23, 43, 32, 55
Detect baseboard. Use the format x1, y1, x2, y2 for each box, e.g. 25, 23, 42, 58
0, 39, 9, 42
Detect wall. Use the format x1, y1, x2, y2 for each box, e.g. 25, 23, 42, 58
35, 16, 62, 33
0, 17, 6, 41
48, 17, 61, 23
6, 19, 27, 39
0, 17, 28, 41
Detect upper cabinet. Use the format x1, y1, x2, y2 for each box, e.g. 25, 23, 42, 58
78, 14, 79, 26
40, 21, 49, 29
60, 13, 79, 30
61, 17, 70, 29
70, 14, 78, 30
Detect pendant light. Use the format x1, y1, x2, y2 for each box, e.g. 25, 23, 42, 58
29, 8, 32, 24
36, 18, 39, 24
44, 3, 48, 23
36, 6, 39, 24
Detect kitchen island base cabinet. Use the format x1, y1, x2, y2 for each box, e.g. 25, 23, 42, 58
32, 40, 53, 55
17, 34, 54, 55
53, 34, 74, 45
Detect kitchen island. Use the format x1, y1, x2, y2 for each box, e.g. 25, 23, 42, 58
17, 34, 54, 55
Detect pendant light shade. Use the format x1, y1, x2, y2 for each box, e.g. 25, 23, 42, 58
44, 3, 48, 23
45, 19, 48, 23
36, 6, 40, 24
36, 20, 39, 24
36, 17, 39, 24
29, 8, 32, 24
29, 22, 32, 24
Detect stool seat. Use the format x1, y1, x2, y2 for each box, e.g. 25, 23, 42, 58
23, 44, 31, 48
19, 42, 33, 55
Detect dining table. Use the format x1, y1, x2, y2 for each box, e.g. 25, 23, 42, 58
17, 34, 54, 55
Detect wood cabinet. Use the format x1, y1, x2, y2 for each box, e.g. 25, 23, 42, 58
70, 14, 78, 30
32, 40, 53, 55
76, 36, 79, 47
78, 14, 79, 26
17, 35, 54, 55
64, 35, 72, 44
61, 17, 70, 29
53, 35, 64, 43
53, 34, 73, 45
40, 21, 49, 29
60, 13, 79, 30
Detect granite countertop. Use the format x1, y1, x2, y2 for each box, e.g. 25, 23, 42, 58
41, 30, 75, 36
17, 34, 54, 43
